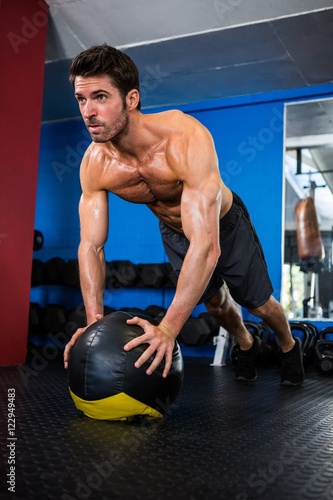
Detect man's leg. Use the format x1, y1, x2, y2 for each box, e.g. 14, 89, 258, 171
205, 287, 304, 385
205, 284, 261, 382
247, 295, 304, 385
247, 295, 293, 352
205, 284, 251, 348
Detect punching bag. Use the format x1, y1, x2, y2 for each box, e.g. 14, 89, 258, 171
295, 197, 324, 273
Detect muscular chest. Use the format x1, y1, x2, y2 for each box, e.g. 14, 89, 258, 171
106, 157, 181, 205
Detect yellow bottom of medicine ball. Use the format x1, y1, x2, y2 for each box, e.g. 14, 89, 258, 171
69, 388, 164, 421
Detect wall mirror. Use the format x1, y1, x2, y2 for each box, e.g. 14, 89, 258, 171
283, 98, 333, 319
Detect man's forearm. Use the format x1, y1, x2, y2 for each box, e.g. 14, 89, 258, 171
160, 244, 219, 337
78, 243, 106, 324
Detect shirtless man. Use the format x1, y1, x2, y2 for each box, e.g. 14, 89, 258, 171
63, 43, 304, 386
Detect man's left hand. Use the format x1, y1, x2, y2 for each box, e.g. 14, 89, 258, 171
124, 317, 176, 378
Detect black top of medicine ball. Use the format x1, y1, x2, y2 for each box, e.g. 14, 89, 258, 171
68, 311, 184, 413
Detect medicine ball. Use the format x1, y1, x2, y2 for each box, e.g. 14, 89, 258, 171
68, 311, 184, 421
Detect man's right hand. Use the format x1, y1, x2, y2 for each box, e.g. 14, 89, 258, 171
63, 314, 103, 369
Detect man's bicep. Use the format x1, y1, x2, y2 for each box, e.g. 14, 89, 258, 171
181, 180, 221, 243
79, 190, 109, 249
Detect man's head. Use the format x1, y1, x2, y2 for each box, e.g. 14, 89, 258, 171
69, 43, 141, 111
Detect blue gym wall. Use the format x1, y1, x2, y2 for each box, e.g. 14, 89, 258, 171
32, 85, 333, 316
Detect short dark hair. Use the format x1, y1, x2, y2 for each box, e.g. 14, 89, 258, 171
69, 43, 141, 110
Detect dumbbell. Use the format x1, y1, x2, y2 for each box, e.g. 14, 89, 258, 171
162, 263, 177, 288
62, 260, 80, 288
198, 312, 220, 338
43, 257, 67, 285
139, 263, 167, 288
178, 315, 214, 347
144, 305, 167, 321
31, 259, 44, 287
314, 327, 333, 374
106, 260, 139, 288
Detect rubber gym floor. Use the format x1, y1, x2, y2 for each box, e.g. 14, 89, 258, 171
1, 344, 333, 500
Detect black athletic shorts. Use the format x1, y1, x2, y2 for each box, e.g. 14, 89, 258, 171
159, 192, 273, 309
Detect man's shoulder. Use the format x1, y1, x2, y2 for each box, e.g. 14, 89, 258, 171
146, 109, 205, 139
150, 109, 195, 125
151, 109, 184, 119
82, 142, 110, 166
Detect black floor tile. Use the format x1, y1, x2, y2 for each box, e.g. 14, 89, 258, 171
1, 351, 333, 500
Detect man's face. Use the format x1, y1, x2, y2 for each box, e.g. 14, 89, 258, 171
74, 75, 128, 142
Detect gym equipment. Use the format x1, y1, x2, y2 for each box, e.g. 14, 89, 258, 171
162, 262, 177, 288
302, 271, 323, 318
315, 327, 333, 374
120, 306, 147, 317
257, 322, 276, 365
211, 326, 230, 367
43, 304, 67, 334
35, 257, 176, 289
67, 306, 119, 334
104, 306, 117, 316
289, 322, 310, 363
295, 196, 324, 273
271, 322, 311, 366
295, 321, 318, 367
106, 260, 139, 288
144, 305, 167, 321
136, 263, 177, 288
199, 312, 220, 338
33, 229, 44, 251
31, 259, 44, 286
62, 259, 80, 288
139, 263, 167, 287
178, 315, 213, 346
68, 311, 184, 420
211, 301, 242, 366
43, 257, 67, 285
66, 304, 87, 331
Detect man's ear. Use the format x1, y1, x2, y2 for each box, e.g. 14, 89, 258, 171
127, 89, 140, 110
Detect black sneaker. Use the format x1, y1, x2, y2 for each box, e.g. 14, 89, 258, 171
234, 336, 261, 382
280, 337, 304, 386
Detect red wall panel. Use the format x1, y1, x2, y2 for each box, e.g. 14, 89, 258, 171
0, 0, 48, 365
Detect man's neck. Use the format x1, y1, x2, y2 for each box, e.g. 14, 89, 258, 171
110, 112, 159, 163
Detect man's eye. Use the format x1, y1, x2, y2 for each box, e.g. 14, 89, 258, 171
77, 97, 85, 103
97, 95, 106, 101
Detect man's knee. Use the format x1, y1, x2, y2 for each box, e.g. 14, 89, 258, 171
247, 295, 278, 318
205, 284, 230, 315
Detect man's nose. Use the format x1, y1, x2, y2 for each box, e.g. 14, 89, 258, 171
83, 100, 96, 119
